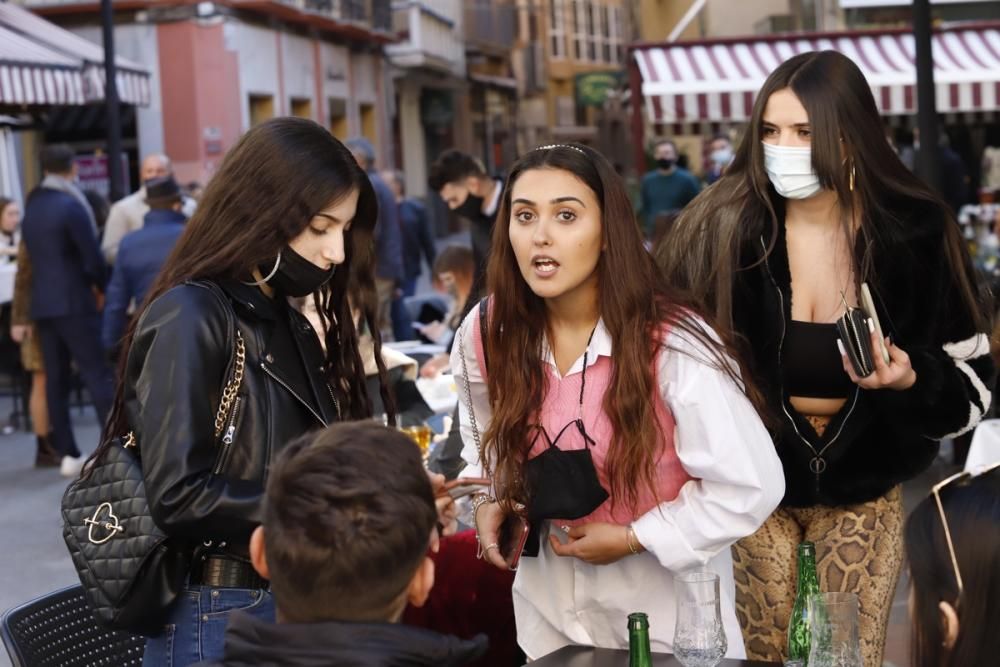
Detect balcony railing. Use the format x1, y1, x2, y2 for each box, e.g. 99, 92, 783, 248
297, 0, 392, 31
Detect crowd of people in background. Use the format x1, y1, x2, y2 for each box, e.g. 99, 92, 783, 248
2, 47, 1000, 667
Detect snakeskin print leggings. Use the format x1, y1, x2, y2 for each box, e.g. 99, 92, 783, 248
731, 419, 904, 667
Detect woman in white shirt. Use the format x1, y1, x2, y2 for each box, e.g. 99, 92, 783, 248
451, 143, 785, 660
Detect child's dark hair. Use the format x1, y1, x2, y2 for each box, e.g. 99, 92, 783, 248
428, 150, 486, 191
433, 244, 475, 279
905, 466, 1000, 667
263, 422, 437, 623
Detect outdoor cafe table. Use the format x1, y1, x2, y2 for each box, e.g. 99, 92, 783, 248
531, 645, 781, 666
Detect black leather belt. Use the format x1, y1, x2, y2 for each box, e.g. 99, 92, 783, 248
190, 555, 269, 590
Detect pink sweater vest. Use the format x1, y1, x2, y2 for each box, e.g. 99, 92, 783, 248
473, 315, 693, 526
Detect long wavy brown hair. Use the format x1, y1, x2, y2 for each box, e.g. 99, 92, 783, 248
94, 118, 393, 462
482, 144, 760, 515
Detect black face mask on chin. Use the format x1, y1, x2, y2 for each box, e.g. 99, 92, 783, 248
454, 193, 485, 220
262, 246, 335, 298
656, 158, 675, 170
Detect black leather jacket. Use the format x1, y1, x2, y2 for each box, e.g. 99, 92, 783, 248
125, 279, 340, 546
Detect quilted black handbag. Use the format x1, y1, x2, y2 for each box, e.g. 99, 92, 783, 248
61, 283, 246, 635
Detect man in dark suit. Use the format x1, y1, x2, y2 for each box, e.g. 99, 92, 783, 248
102, 175, 187, 353
21, 144, 114, 476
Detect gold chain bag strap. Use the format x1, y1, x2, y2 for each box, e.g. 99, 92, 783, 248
61, 280, 246, 634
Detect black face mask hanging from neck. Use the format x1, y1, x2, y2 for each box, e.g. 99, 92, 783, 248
263, 246, 336, 298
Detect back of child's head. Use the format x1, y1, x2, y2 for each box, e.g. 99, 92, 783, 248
433, 245, 475, 281
262, 421, 437, 623
905, 464, 1000, 667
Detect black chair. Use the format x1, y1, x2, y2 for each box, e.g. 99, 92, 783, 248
1, 585, 145, 666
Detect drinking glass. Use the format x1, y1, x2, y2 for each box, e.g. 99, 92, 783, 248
400, 424, 433, 458
673, 570, 727, 667
807, 592, 863, 667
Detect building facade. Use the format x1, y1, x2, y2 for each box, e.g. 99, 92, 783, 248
18, 0, 394, 185
464, 0, 518, 177
510, 0, 630, 154
385, 0, 466, 200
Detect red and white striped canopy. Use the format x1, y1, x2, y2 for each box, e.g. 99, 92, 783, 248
0, 24, 86, 106
634, 25, 1000, 124
0, 3, 150, 108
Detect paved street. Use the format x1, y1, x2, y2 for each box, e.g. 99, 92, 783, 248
0, 401, 101, 667
0, 390, 958, 667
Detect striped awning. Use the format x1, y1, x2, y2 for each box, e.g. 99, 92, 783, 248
0, 3, 150, 108
634, 24, 1000, 124
0, 24, 87, 106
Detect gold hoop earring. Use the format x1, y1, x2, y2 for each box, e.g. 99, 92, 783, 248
849, 163, 856, 192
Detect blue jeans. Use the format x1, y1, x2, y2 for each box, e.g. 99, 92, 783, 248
142, 585, 274, 666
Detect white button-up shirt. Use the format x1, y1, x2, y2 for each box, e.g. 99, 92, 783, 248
452, 309, 785, 660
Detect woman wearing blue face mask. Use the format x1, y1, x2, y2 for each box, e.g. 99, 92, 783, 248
656, 51, 993, 666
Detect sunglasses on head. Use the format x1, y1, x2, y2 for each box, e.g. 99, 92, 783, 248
930, 460, 1000, 605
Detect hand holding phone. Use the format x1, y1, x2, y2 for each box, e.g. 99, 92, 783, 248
437, 477, 491, 500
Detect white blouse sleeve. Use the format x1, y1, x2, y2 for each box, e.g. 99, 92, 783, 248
631, 318, 785, 573
449, 305, 491, 479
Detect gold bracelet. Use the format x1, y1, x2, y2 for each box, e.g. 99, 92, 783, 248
626, 525, 639, 555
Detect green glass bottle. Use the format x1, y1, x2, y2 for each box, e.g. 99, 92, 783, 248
628, 612, 653, 667
787, 542, 821, 663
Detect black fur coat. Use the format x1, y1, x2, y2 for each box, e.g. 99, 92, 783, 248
733, 206, 994, 507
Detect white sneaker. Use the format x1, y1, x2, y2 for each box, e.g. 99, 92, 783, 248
60, 455, 84, 478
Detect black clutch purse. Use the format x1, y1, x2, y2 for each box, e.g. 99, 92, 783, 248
836, 306, 875, 378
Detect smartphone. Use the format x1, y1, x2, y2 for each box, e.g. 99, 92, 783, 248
438, 477, 491, 500
499, 513, 530, 571
860, 283, 890, 364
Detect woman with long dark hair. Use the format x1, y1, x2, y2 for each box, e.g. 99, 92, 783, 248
906, 461, 1000, 667
452, 143, 784, 659
92, 118, 395, 665
657, 51, 994, 665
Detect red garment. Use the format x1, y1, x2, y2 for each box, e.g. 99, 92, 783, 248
403, 530, 519, 667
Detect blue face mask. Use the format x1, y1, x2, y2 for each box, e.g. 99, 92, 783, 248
762, 143, 823, 200
710, 147, 733, 168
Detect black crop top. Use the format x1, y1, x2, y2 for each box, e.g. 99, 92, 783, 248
781, 320, 853, 399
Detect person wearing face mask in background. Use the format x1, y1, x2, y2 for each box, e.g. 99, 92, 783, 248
657, 51, 993, 666
101, 153, 197, 264
705, 134, 734, 186
639, 138, 701, 239
428, 151, 504, 308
